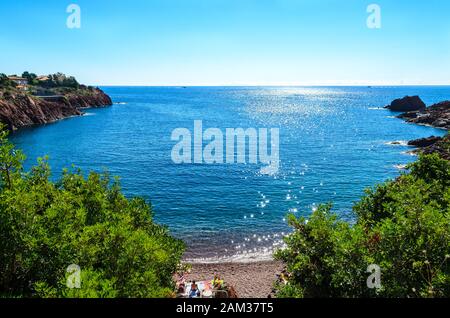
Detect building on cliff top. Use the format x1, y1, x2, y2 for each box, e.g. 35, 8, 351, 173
8, 76, 28, 90
37, 75, 50, 82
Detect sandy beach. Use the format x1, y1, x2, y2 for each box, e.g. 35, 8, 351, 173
186, 261, 284, 298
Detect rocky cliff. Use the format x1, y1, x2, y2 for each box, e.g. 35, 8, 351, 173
0, 88, 112, 131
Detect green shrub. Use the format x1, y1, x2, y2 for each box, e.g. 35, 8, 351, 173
0, 125, 184, 298
21, 72, 39, 86
40, 73, 80, 89
0, 74, 17, 89
276, 153, 450, 298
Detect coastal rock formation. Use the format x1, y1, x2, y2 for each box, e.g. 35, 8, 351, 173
388, 97, 450, 160
408, 135, 450, 160
408, 136, 442, 148
420, 134, 450, 160
64, 90, 113, 109
398, 101, 450, 130
385, 95, 426, 112
0, 88, 112, 131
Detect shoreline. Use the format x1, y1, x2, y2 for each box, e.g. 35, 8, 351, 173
185, 261, 283, 298
184, 96, 449, 298
0, 87, 112, 131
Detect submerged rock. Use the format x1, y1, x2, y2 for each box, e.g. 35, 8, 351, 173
385, 96, 426, 112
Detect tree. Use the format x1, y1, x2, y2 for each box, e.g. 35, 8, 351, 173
21, 72, 38, 85
0, 128, 25, 189
276, 149, 450, 298
0, 124, 185, 298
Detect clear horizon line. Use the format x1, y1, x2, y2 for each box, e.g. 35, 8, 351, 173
90, 83, 450, 87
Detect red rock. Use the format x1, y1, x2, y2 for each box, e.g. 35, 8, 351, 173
0, 88, 112, 130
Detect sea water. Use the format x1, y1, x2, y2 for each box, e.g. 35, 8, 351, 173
10, 86, 448, 262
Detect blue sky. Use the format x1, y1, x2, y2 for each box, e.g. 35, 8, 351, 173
1, 0, 449, 86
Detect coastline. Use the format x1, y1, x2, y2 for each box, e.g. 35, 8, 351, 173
185, 95, 449, 298
0, 87, 112, 131
396, 97, 449, 158
3, 87, 449, 298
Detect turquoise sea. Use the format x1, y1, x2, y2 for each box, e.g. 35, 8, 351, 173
10, 86, 448, 262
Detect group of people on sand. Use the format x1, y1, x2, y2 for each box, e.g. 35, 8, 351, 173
176, 274, 225, 298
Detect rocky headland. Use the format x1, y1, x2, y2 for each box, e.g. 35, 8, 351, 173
386, 95, 450, 159
398, 100, 450, 130
407, 135, 450, 161
0, 88, 112, 131
0, 72, 112, 131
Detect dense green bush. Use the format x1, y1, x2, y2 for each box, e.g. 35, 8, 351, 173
40, 73, 80, 89
21, 72, 39, 86
0, 126, 184, 298
0, 74, 17, 89
276, 152, 450, 298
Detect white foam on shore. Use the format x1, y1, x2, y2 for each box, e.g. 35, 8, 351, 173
401, 150, 418, 156
185, 250, 276, 264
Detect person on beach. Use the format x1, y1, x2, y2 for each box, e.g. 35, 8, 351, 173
189, 281, 200, 298
212, 275, 224, 289
176, 283, 186, 298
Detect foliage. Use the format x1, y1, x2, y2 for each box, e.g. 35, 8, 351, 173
0, 74, 17, 89
21, 72, 39, 86
0, 125, 185, 298
40, 73, 80, 89
276, 152, 450, 298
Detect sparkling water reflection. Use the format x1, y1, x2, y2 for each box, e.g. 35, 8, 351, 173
10, 86, 448, 262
